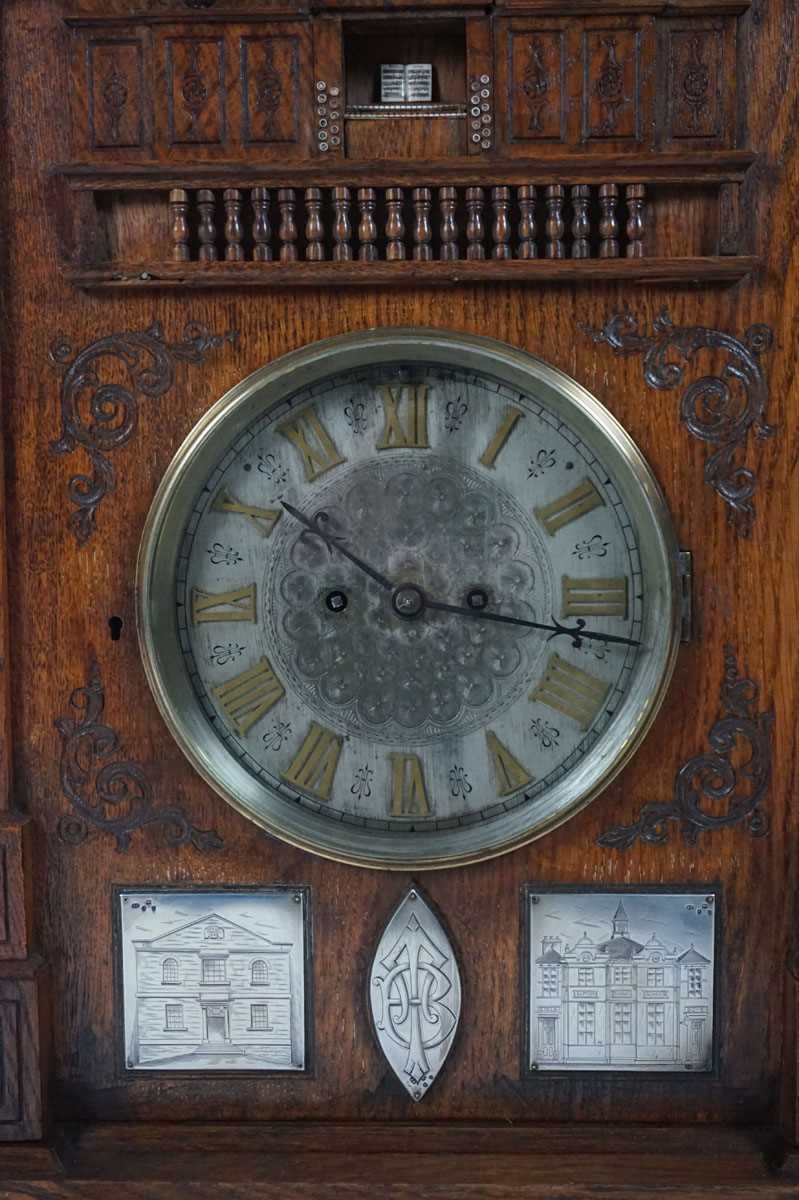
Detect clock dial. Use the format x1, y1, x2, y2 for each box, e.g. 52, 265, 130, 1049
138, 330, 680, 868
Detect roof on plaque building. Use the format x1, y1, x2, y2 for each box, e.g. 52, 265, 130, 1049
593, 934, 646, 959
132, 912, 291, 950
613, 899, 629, 920
536, 947, 564, 964
677, 944, 711, 964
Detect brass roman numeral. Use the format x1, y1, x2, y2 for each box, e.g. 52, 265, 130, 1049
213, 656, 285, 736
485, 730, 533, 797
534, 478, 604, 535
529, 652, 610, 729
191, 583, 256, 624
277, 408, 345, 481
388, 753, 431, 817
561, 575, 628, 619
282, 722, 343, 802
212, 487, 282, 537
479, 406, 524, 468
376, 384, 430, 450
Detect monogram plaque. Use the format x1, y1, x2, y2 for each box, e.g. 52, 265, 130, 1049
369, 888, 461, 1101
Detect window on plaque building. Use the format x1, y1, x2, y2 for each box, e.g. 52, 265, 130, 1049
613, 1003, 634, 1044
202, 957, 227, 984
251, 959, 269, 985
577, 967, 593, 986
204, 925, 224, 940
646, 1002, 666, 1046
162, 957, 179, 984
577, 1002, 596, 1045
541, 965, 559, 997
165, 1003, 184, 1030
688, 966, 703, 996
647, 967, 665, 987
613, 966, 632, 985
250, 1004, 272, 1031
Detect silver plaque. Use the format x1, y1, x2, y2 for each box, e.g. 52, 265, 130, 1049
370, 888, 461, 1100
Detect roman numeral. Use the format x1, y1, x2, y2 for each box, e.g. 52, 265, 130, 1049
388, 753, 431, 817
485, 730, 533, 797
282, 722, 343, 802
561, 575, 628, 619
191, 583, 256, 624
529, 652, 610, 729
479, 406, 524, 468
212, 487, 282, 537
534, 478, 604, 535
212, 656, 285, 736
375, 384, 430, 450
277, 408, 345, 481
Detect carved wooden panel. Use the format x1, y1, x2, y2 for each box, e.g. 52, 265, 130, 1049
163, 35, 227, 148
0, 821, 30, 962
0, 976, 43, 1142
241, 35, 300, 145
87, 38, 145, 150
660, 19, 735, 147
581, 25, 643, 143
508, 27, 567, 143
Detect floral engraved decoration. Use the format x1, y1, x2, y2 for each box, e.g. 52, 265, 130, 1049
50, 320, 236, 545
101, 55, 128, 142
593, 36, 628, 134
255, 41, 283, 137
598, 645, 773, 851
55, 659, 223, 854
582, 309, 775, 535
522, 39, 550, 134
681, 36, 711, 132
181, 44, 209, 132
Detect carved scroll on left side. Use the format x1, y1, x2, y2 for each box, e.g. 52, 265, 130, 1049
55, 658, 223, 854
598, 645, 773, 851
49, 320, 237, 546
582, 309, 775, 535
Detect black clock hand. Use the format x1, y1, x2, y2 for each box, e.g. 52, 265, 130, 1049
423, 597, 641, 649
281, 501, 395, 592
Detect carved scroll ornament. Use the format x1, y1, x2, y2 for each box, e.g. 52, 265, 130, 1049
598, 645, 773, 851
582, 309, 775, 535
55, 659, 223, 854
50, 320, 236, 545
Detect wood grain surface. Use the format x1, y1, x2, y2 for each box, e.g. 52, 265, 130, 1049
0, 0, 797, 1188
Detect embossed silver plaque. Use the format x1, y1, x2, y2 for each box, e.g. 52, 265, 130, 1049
117, 888, 310, 1072
370, 888, 461, 1100
526, 888, 717, 1074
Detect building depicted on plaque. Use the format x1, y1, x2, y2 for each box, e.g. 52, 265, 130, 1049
527, 890, 716, 1073
117, 889, 309, 1071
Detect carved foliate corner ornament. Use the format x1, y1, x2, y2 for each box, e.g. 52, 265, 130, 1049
598, 645, 773, 851
369, 888, 461, 1101
582, 309, 775, 535
50, 320, 238, 545
55, 658, 223, 853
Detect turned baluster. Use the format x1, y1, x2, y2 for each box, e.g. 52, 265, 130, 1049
223, 188, 244, 262
439, 186, 459, 261
491, 185, 512, 259
517, 185, 537, 259
599, 183, 620, 258
169, 188, 190, 262
412, 187, 432, 261
251, 187, 272, 262
305, 187, 325, 261
571, 185, 591, 259
544, 184, 565, 259
277, 188, 298, 262
197, 188, 218, 263
332, 186, 352, 262
626, 184, 646, 258
465, 187, 485, 260
357, 187, 378, 261
385, 187, 405, 260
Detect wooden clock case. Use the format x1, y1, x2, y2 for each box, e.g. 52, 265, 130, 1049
0, 0, 798, 1196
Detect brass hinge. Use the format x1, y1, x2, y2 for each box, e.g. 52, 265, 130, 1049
679, 550, 693, 644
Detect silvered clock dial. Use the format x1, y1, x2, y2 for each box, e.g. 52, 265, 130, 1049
137, 329, 680, 869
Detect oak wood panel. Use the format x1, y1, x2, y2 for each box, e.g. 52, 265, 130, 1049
0, 0, 797, 1170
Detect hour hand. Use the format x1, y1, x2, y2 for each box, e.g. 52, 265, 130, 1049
281, 501, 394, 592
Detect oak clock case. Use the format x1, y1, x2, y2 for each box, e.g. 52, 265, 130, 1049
137, 329, 681, 869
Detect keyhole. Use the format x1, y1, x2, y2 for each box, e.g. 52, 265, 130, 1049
108, 616, 123, 641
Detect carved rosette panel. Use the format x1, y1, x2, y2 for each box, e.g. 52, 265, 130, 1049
87, 38, 144, 149
582, 28, 640, 141
49, 320, 236, 544
510, 30, 565, 142
165, 36, 225, 146
582, 309, 775, 535
598, 645, 773, 850
241, 36, 299, 145
666, 28, 724, 141
370, 888, 461, 1102
55, 659, 223, 854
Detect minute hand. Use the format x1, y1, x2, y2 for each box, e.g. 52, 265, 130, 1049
281, 501, 394, 592
423, 598, 641, 649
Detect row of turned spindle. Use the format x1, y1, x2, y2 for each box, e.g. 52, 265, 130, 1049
169, 183, 646, 262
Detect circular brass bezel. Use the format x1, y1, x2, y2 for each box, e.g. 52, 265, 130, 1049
136, 328, 681, 870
